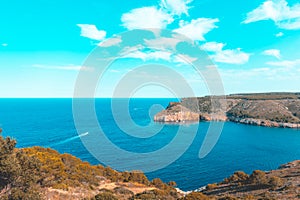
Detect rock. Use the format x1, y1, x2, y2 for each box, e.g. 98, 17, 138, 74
154, 102, 199, 122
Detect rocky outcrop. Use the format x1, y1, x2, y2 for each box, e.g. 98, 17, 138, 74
154, 93, 300, 128
229, 117, 300, 128
154, 102, 199, 122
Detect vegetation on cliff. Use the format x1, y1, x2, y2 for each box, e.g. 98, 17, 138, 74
0, 136, 42, 199
0, 135, 179, 200
155, 92, 300, 127
0, 131, 299, 199
186, 160, 300, 199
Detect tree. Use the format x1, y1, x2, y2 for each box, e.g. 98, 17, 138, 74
0, 136, 41, 199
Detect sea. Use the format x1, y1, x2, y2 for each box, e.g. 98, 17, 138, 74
0, 98, 300, 191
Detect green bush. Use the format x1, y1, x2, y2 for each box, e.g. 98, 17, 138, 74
218, 196, 238, 200
132, 189, 172, 200
180, 192, 210, 200
248, 170, 268, 185
268, 176, 284, 190
94, 192, 118, 200
206, 183, 218, 190
223, 171, 249, 184
151, 178, 165, 189
0, 136, 41, 200
114, 186, 134, 195
168, 181, 177, 187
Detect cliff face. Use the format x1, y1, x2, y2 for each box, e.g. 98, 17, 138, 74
154, 102, 200, 122
154, 93, 300, 128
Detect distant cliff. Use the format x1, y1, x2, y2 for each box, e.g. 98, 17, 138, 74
154, 102, 200, 122
154, 93, 300, 128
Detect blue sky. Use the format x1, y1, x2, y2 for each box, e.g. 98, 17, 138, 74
1, 0, 300, 97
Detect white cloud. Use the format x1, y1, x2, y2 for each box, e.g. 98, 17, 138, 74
121, 49, 199, 66
243, 0, 300, 30
201, 42, 250, 64
275, 32, 284, 37
1, 43, 8, 47
201, 42, 225, 52
262, 49, 281, 59
122, 50, 172, 61
212, 49, 250, 64
173, 54, 198, 64
144, 37, 181, 49
121, 7, 173, 30
98, 37, 122, 47
33, 64, 93, 71
173, 18, 219, 41
77, 24, 106, 41
267, 59, 300, 67
160, 0, 193, 16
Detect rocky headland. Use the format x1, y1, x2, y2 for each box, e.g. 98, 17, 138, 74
154, 102, 200, 122
154, 92, 300, 128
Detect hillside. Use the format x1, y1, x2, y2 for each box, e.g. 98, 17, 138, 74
187, 160, 300, 200
154, 93, 300, 128
0, 135, 179, 200
1, 134, 300, 199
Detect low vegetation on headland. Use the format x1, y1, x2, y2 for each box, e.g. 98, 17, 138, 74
1, 134, 300, 199
0, 135, 178, 200
154, 92, 300, 128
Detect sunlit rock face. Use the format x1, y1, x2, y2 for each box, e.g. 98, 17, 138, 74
154, 102, 200, 122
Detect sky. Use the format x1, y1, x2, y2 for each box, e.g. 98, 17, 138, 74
1, 0, 300, 98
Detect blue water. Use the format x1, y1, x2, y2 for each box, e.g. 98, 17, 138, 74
0, 98, 300, 191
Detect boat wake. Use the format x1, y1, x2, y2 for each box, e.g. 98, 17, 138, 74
49, 132, 89, 147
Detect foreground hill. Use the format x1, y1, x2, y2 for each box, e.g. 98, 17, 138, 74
0, 135, 300, 199
0, 135, 179, 200
190, 160, 300, 200
154, 92, 300, 128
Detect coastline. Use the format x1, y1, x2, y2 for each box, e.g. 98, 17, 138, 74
228, 117, 300, 129
154, 109, 300, 129
154, 93, 300, 129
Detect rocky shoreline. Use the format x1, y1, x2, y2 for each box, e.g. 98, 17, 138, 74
228, 117, 300, 128
154, 107, 300, 128
154, 93, 300, 128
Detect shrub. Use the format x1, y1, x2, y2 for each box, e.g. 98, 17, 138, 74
218, 196, 238, 200
0, 136, 42, 200
127, 170, 150, 185
180, 192, 210, 200
151, 178, 165, 189
168, 181, 177, 187
133, 189, 175, 200
224, 171, 249, 184
244, 195, 256, 200
113, 186, 134, 195
94, 192, 118, 200
248, 170, 268, 185
268, 176, 284, 190
206, 183, 218, 190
